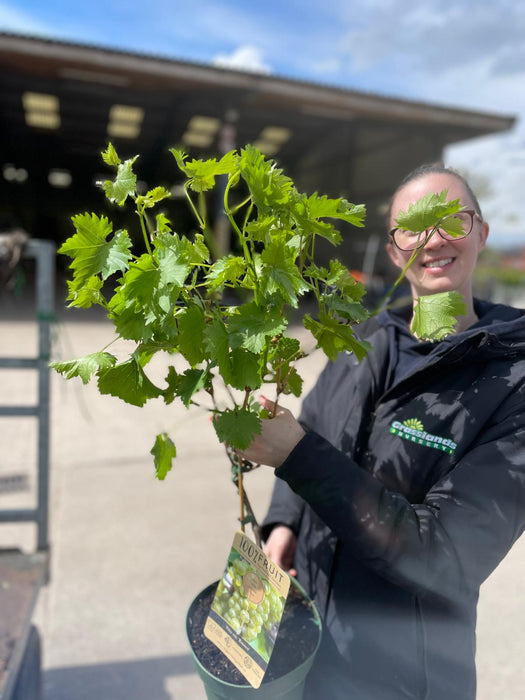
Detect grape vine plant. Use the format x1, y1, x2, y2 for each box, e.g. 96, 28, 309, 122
51, 143, 467, 543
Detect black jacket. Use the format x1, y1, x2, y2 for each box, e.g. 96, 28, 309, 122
263, 299, 525, 699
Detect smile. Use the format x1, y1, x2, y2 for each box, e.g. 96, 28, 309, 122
422, 258, 454, 269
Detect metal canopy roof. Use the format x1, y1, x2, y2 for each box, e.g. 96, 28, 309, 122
0, 32, 516, 274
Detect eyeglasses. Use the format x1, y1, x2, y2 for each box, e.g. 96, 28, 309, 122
389, 210, 480, 252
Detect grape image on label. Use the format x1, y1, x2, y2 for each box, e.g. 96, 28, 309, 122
212, 557, 285, 655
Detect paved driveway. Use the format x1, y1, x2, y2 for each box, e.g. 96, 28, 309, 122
1, 302, 524, 699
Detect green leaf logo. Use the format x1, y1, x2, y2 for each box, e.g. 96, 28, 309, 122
403, 418, 424, 431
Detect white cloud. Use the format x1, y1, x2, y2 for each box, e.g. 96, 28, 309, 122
213, 45, 272, 74
322, 0, 525, 247
337, 0, 525, 78
407, 53, 525, 247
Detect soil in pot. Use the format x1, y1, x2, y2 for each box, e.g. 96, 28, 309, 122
187, 581, 320, 685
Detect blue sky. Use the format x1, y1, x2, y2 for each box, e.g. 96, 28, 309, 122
2, 0, 525, 247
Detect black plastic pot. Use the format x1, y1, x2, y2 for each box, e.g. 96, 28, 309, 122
186, 576, 322, 699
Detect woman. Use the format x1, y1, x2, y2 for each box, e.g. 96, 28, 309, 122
240, 165, 525, 699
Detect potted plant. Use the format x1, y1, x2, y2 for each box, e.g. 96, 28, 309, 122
51, 143, 466, 697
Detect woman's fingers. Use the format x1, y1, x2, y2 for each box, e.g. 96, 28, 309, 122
264, 525, 298, 577
238, 403, 305, 468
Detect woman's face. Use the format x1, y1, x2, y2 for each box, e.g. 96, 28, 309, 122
387, 172, 489, 300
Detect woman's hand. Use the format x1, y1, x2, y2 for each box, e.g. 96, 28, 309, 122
238, 397, 305, 468
264, 525, 298, 578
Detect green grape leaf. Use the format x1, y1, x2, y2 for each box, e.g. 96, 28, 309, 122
136, 186, 171, 210
156, 213, 172, 235
108, 256, 157, 329
162, 366, 178, 405
323, 293, 370, 323
157, 245, 190, 287
103, 156, 138, 205
411, 292, 467, 341
245, 215, 276, 243
238, 145, 293, 210
395, 190, 462, 234
204, 317, 231, 379
303, 263, 328, 281
305, 220, 342, 246
50, 351, 117, 384
108, 296, 152, 341
228, 303, 287, 354
66, 274, 106, 308
326, 260, 367, 300
151, 433, 177, 480
265, 337, 304, 391
229, 348, 262, 391
304, 193, 366, 228
60, 215, 132, 295
260, 241, 310, 307
108, 252, 184, 341
97, 355, 162, 406
303, 313, 372, 362
213, 409, 262, 451
440, 213, 469, 238
206, 256, 247, 291
135, 341, 173, 368
170, 150, 237, 192
177, 306, 206, 366
175, 368, 211, 407
290, 193, 364, 246
170, 148, 187, 172
271, 336, 301, 363
190, 234, 210, 263
101, 142, 121, 167
154, 231, 207, 269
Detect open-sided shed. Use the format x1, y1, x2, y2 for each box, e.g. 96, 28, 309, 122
0, 32, 515, 276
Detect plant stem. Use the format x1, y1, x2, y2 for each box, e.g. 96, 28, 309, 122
137, 208, 153, 257
198, 190, 207, 224
275, 363, 283, 396
223, 176, 260, 299
230, 194, 252, 214
298, 233, 309, 274
184, 185, 205, 229
223, 177, 245, 248
226, 445, 262, 547
241, 489, 262, 548
237, 388, 252, 533
373, 245, 424, 315
238, 466, 246, 533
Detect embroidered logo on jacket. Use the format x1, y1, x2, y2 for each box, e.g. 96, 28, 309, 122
390, 419, 457, 455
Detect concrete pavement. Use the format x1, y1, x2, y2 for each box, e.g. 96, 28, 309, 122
1, 296, 525, 699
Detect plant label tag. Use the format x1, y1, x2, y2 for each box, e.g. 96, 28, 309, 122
204, 530, 291, 688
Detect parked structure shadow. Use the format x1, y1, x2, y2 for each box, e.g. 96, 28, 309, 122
44, 653, 196, 700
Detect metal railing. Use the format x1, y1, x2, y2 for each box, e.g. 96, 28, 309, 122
0, 239, 55, 552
